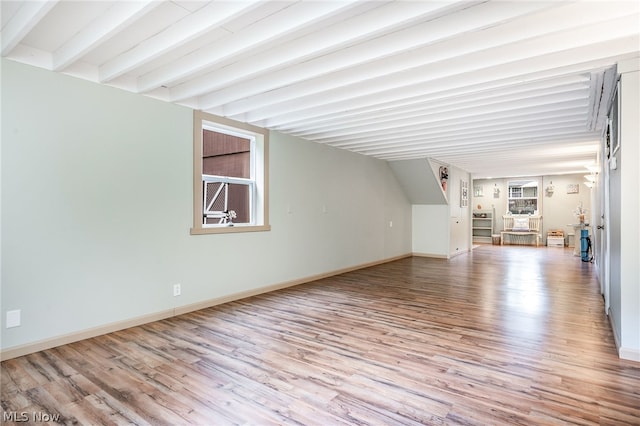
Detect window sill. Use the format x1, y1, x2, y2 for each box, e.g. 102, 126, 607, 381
190, 224, 271, 235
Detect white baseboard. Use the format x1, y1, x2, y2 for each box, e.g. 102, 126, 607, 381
412, 252, 449, 259
0, 309, 174, 361
174, 253, 412, 316
607, 309, 640, 363
608, 309, 622, 350
619, 347, 640, 362
0, 253, 412, 361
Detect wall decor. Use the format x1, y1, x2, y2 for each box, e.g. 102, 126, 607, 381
566, 183, 579, 194
493, 185, 500, 198
439, 166, 448, 191
460, 180, 468, 207
474, 185, 484, 197
545, 181, 555, 197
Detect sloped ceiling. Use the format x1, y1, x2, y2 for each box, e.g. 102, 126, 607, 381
388, 158, 447, 204
2, 1, 638, 178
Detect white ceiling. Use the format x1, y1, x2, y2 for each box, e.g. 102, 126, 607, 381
2, 1, 639, 178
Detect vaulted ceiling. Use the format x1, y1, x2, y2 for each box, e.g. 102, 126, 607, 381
2, 1, 639, 178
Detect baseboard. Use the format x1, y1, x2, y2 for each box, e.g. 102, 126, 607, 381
608, 308, 622, 350
449, 249, 470, 258
1, 253, 412, 361
174, 253, 412, 316
619, 347, 640, 362
0, 309, 174, 361
606, 309, 640, 362
412, 252, 449, 259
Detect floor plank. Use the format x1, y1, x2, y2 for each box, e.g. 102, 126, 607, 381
2, 245, 639, 425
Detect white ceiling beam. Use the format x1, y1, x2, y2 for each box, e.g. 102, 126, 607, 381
445, 142, 600, 160
136, 0, 364, 93
307, 113, 588, 150
374, 132, 596, 159
331, 121, 592, 154
387, 142, 597, 164
264, 72, 592, 130
198, 0, 562, 111
276, 75, 590, 134
386, 151, 594, 167
1, 0, 58, 56
308, 98, 589, 145
171, 0, 480, 102
300, 89, 588, 141
256, 36, 638, 130
235, 15, 638, 124
207, 1, 630, 117
354, 122, 590, 156
287, 79, 590, 137
330, 114, 588, 150
52, 1, 161, 71
315, 114, 590, 148
98, 0, 262, 83
441, 149, 597, 161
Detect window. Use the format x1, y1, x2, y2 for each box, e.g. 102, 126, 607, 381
507, 179, 539, 214
191, 111, 270, 234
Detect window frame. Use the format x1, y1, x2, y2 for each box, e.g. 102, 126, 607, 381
507, 179, 540, 215
191, 110, 270, 235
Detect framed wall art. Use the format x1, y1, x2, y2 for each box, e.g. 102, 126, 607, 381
460, 180, 468, 207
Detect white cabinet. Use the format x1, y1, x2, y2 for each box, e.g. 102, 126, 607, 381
472, 211, 494, 243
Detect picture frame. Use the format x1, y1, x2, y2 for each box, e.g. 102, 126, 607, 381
460, 180, 468, 207
567, 184, 579, 194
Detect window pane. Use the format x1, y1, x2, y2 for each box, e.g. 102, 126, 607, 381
227, 183, 250, 223
507, 179, 538, 214
203, 181, 251, 225
509, 199, 537, 214
202, 129, 251, 178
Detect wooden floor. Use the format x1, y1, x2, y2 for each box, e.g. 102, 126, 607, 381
2, 245, 639, 425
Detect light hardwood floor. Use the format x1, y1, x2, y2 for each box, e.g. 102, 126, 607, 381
2, 245, 639, 425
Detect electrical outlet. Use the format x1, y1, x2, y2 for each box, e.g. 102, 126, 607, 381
6, 310, 21, 328
173, 283, 181, 297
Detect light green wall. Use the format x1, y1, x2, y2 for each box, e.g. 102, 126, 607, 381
1, 59, 412, 351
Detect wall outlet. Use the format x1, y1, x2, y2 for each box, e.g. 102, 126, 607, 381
6, 310, 21, 328
173, 283, 181, 297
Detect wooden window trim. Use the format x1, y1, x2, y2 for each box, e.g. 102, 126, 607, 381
191, 111, 270, 235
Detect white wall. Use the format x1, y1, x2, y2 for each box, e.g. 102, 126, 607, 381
387, 158, 446, 204
410, 162, 471, 258
0, 59, 412, 352
412, 205, 449, 257
447, 165, 471, 256
617, 58, 640, 360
